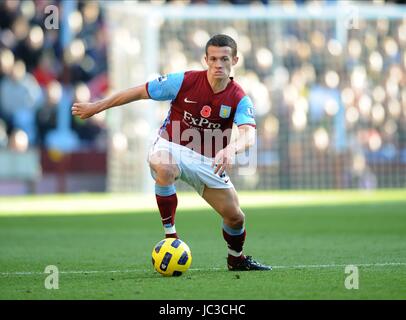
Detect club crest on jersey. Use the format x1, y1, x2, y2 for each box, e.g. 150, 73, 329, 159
200, 105, 212, 118
219, 105, 231, 118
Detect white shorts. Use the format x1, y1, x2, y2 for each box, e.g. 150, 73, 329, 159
147, 136, 234, 196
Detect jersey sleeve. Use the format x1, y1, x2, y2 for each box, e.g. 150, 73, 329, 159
146, 72, 185, 101
233, 95, 256, 127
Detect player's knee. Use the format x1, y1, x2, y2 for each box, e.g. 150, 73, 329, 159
148, 150, 174, 167
154, 165, 179, 184
224, 209, 245, 229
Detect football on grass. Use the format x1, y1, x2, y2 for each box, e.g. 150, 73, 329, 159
151, 238, 192, 277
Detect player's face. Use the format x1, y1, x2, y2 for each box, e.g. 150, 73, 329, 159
205, 46, 238, 80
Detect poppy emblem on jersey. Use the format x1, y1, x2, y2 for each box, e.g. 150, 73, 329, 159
219, 105, 231, 118
200, 105, 212, 118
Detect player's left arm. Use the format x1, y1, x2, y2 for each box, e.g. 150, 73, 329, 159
212, 95, 256, 176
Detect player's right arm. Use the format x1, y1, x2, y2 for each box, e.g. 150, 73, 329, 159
71, 84, 149, 119
72, 72, 184, 120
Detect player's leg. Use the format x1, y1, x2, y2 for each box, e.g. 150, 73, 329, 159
202, 186, 245, 263
202, 186, 271, 271
148, 150, 180, 238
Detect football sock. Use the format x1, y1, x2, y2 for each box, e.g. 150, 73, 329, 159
155, 184, 178, 238
222, 222, 246, 265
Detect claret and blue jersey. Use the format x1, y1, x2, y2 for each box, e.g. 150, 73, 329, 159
146, 70, 256, 158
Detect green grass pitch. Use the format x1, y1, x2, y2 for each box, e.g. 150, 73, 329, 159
0, 190, 405, 300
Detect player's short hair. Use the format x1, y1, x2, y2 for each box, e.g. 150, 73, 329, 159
205, 34, 237, 57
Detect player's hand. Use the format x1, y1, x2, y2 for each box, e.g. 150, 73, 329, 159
211, 146, 236, 177
71, 102, 101, 119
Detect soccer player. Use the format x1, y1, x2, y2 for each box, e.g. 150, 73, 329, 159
72, 34, 271, 271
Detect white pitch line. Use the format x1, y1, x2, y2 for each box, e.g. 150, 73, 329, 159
271, 262, 406, 269
1, 262, 405, 277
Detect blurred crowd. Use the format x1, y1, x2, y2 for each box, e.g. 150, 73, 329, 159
0, 0, 108, 153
